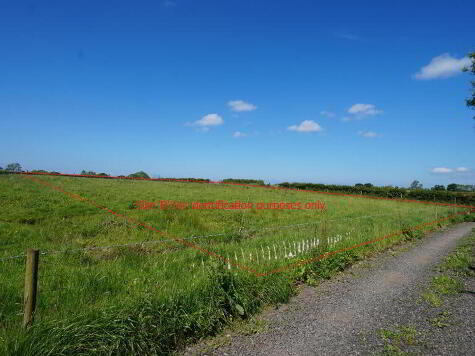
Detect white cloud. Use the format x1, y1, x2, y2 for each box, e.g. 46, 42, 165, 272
288, 120, 323, 133
189, 113, 223, 130
357, 130, 380, 138
413, 53, 471, 80
228, 100, 257, 112
233, 131, 247, 138
431, 167, 453, 174
348, 104, 382, 116
431, 166, 471, 174
320, 110, 336, 118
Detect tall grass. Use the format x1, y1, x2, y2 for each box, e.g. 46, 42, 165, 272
0, 174, 472, 354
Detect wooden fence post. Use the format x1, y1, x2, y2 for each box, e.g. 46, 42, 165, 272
23, 248, 39, 329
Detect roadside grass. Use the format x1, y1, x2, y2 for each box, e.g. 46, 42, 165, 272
380, 325, 420, 346
421, 273, 463, 308
421, 230, 474, 308
421, 291, 443, 307
429, 311, 451, 328
440, 235, 475, 277
378, 325, 421, 355
431, 275, 462, 295
379, 344, 408, 356
0, 174, 473, 355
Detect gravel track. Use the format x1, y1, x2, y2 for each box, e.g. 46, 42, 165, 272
183, 222, 475, 356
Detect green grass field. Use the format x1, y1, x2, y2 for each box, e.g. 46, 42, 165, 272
0, 174, 472, 355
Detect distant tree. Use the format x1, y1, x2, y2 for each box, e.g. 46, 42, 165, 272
128, 171, 150, 179
97, 173, 109, 177
462, 52, 475, 119
5, 163, 22, 172
222, 178, 265, 185
364, 183, 373, 188
431, 185, 445, 191
447, 183, 458, 192
355, 183, 364, 187
409, 180, 423, 189
450, 184, 475, 192
81, 170, 97, 175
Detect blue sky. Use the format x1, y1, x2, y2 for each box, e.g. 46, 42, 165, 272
1, 0, 474, 187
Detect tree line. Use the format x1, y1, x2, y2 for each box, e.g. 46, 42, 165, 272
222, 178, 266, 185
1, 163, 473, 205
0, 163, 151, 179
277, 181, 475, 206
